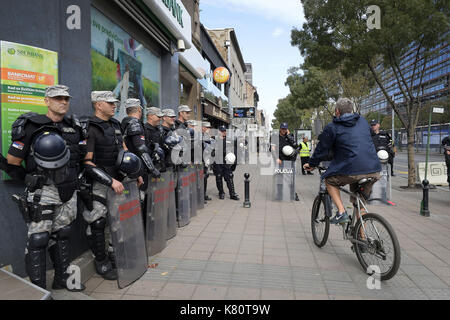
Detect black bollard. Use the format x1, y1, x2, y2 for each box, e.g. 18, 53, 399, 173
243, 173, 251, 208
420, 179, 430, 217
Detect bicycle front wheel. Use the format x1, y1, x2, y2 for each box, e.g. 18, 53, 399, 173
311, 194, 330, 248
353, 213, 401, 281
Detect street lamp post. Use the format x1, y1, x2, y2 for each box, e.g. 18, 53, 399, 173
420, 106, 445, 217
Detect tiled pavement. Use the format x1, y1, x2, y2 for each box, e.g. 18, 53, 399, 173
86, 162, 450, 300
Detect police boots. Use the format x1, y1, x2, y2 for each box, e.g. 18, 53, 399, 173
89, 218, 118, 280
25, 232, 50, 289
49, 225, 85, 291
216, 175, 225, 199
226, 179, 239, 201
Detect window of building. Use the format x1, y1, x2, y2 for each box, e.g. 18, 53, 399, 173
91, 7, 161, 121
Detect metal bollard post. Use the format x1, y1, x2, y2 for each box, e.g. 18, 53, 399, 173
243, 173, 251, 208
420, 179, 430, 217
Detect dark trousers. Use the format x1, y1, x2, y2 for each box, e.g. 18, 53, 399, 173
212, 164, 233, 194
300, 157, 310, 174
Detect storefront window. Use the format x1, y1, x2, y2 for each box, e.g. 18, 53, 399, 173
91, 7, 161, 121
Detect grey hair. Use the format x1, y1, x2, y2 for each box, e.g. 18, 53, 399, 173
335, 98, 354, 114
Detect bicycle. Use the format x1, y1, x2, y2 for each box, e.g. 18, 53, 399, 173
311, 163, 401, 281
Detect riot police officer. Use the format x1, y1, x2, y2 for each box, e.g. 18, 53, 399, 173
202, 121, 214, 202
160, 109, 183, 168
175, 105, 192, 130
144, 107, 165, 172
212, 126, 239, 200
82, 91, 142, 281
270, 122, 300, 201
442, 136, 450, 189
370, 119, 395, 176
1, 85, 86, 291
121, 98, 160, 179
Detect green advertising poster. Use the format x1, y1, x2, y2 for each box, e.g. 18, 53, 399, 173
0, 41, 58, 179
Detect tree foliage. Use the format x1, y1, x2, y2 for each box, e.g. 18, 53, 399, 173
291, 0, 449, 186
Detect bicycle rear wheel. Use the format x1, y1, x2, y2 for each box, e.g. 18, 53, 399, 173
353, 213, 401, 281
311, 194, 330, 248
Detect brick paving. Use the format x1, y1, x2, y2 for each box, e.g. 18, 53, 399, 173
86, 162, 450, 300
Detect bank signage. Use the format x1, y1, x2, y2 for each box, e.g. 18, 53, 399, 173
0, 41, 58, 179
143, 0, 192, 50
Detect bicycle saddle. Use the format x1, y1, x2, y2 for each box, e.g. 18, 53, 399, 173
358, 177, 374, 185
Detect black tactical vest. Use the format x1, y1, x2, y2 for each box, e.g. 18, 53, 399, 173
11, 112, 86, 201
89, 116, 123, 176
11, 113, 86, 173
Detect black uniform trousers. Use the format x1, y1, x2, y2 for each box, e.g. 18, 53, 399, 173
212, 164, 234, 195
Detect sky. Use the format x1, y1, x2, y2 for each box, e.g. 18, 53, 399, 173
199, 0, 306, 128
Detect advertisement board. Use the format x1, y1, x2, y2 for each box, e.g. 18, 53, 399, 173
233, 107, 255, 118
91, 7, 161, 121
1, 41, 58, 179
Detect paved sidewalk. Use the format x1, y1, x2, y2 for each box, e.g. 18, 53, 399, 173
85, 162, 450, 300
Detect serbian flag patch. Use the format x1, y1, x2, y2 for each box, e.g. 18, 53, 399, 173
140, 135, 145, 141
79, 140, 87, 145
12, 141, 24, 150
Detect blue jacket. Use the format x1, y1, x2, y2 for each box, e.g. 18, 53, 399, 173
309, 113, 381, 178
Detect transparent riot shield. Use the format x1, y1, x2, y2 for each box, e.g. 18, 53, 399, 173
189, 165, 198, 217
368, 163, 391, 205
166, 168, 177, 240
272, 161, 296, 202
196, 164, 205, 210
177, 167, 191, 227
146, 174, 168, 257
106, 179, 148, 289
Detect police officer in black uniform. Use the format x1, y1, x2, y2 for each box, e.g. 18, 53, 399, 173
212, 126, 239, 200
160, 109, 183, 169
0, 85, 86, 291
144, 107, 166, 172
370, 119, 395, 176
442, 136, 450, 189
82, 91, 133, 281
121, 98, 160, 179
270, 122, 300, 201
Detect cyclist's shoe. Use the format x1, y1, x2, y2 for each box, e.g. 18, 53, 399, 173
330, 211, 350, 225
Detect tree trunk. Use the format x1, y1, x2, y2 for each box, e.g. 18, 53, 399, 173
407, 124, 416, 187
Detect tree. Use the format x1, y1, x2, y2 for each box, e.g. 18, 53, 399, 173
272, 95, 315, 130
292, 0, 449, 187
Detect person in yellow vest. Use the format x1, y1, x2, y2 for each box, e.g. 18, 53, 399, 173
299, 136, 313, 175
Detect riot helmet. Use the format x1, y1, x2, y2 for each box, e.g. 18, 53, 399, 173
31, 131, 71, 184
377, 150, 389, 163
225, 153, 236, 164
282, 145, 295, 157
116, 150, 142, 179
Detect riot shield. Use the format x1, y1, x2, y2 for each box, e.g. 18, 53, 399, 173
166, 168, 177, 240
272, 161, 296, 202
189, 165, 198, 217
177, 167, 191, 227
146, 174, 168, 257
368, 163, 391, 205
196, 164, 205, 210
106, 179, 148, 289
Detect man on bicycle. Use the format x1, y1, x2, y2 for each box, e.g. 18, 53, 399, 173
303, 98, 381, 224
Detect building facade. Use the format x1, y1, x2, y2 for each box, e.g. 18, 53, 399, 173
0, 0, 191, 276
360, 40, 449, 150
207, 28, 247, 112
360, 42, 449, 115
199, 24, 231, 127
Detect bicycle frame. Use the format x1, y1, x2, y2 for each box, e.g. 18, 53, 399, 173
318, 168, 379, 247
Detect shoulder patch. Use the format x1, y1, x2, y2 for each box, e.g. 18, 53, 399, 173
12, 141, 25, 150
